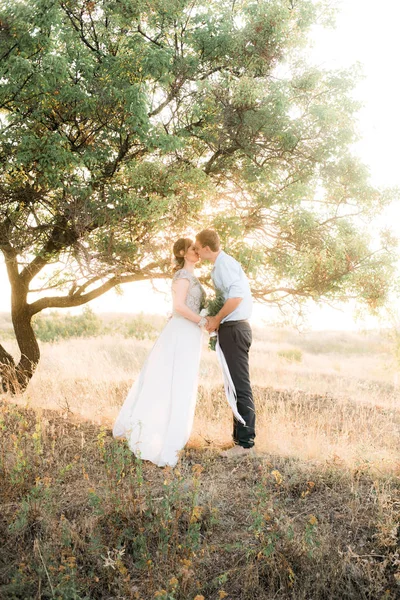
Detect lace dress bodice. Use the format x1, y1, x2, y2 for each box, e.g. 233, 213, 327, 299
172, 269, 205, 317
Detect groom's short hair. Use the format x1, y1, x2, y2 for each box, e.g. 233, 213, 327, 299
196, 229, 220, 252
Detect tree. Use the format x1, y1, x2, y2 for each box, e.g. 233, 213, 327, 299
0, 0, 396, 392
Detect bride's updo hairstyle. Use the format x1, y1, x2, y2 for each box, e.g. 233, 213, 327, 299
173, 237, 193, 272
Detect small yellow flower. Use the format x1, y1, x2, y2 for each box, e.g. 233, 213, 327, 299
194, 596, 205, 600
271, 470, 283, 485
191, 463, 204, 476
169, 576, 178, 587
218, 591, 228, 599
308, 515, 318, 526
181, 558, 192, 567
190, 505, 203, 523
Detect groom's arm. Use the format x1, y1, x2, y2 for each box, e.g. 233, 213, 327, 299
206, 297, 242, 332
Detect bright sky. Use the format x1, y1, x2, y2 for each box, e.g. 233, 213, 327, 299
1, 0, 399, 329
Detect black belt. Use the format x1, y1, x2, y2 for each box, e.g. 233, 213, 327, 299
219, 319, 249, 327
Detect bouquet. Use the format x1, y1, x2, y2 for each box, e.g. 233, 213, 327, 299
200, 292, 225, 350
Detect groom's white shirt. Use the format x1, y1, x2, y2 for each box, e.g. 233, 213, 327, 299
211, 251, 253, 323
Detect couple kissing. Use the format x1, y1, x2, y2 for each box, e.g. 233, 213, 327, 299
113, 229, 256, 467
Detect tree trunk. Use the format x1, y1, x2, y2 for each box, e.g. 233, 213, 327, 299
0, 344, 16, 393
0, 289, 40, 394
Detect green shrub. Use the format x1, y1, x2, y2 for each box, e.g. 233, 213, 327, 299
32, 307, 102, 342
123, 315, 160, 340
277, 348, 303, 363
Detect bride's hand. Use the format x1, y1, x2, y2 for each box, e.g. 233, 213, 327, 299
206, 316, 220, 332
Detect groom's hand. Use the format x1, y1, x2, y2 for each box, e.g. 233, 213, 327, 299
206, 316, 220, 332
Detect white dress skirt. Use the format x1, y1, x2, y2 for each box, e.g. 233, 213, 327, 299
113, 270, 205, 467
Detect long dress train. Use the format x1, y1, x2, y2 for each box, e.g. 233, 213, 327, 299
113, 269, 205, 467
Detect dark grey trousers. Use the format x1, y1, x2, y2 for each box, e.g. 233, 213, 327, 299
218, 320, 256, 448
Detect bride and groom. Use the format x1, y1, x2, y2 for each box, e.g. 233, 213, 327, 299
113, 229, 256, 467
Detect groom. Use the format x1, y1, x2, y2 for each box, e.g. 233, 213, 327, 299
194, 229, 256, 457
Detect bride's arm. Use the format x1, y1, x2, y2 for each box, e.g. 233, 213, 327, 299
172, 279, 204, 325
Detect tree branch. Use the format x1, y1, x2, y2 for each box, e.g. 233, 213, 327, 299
19, 218, 78, 285
252, 286, 312, 300
28, 272, 169, 315
137, 24, 164, 48
149, 79, 186, 118
61, 3, 103, 59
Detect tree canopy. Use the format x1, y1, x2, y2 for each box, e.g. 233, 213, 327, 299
0, 0, 397, 389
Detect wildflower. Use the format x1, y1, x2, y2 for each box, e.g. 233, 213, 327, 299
194, 596, 205, 600
66, 556, 76, 568
169, 576, 178, 587
180, 558, 192, 567
191, 463, 204, 476
190, 506, 203, 523
102, 555, 116, 570
218, 591, 228, 599
308, 515, 318, 526
271, 470, 283, 485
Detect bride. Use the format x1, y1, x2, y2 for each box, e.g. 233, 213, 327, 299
113, 237, 206, 467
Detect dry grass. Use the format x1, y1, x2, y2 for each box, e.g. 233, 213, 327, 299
0, 322, 399, 598
4, 326, 399, 468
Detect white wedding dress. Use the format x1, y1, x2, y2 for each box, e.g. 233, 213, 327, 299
113, 269, 205, 467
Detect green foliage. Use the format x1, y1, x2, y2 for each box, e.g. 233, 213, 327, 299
277, 348, 303, 363
32, 307, 102, 342
31, 309, 164, 342
122, 314, 161, 340
0, 0, 397, 330
204, 292, 225, 350
204, 292, 225, 318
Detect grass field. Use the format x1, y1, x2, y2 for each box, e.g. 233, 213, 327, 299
0, 314, 399, 599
